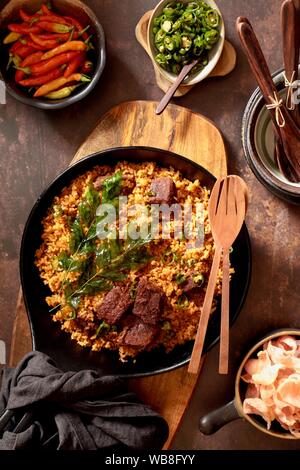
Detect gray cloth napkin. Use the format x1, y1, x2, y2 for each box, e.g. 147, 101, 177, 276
0, 351, 168, 450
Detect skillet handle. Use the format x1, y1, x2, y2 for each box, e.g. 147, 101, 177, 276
199, 400, 240, 435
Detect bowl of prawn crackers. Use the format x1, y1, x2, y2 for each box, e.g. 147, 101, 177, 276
199, 329, 300, 439
0, 0, 105, 109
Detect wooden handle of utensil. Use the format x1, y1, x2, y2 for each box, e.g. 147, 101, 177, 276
236, 17, 287, 139
237, 16, 300, 178
281, 0, 300, 126
237, 17, 300, 181
236, 21, 279, 103
219, 248, 230, 374
237, 16, 297, 180
188, 245, 222, 374
236, 18, 278, 94
281, 0, 298, 82
294, 0, 300, 116
156, 60, 198, 115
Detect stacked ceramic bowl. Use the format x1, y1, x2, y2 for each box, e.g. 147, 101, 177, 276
242, 67, 300, 204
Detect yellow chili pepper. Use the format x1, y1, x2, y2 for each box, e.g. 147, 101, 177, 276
44, 85, 78, 99
41, 40, 87, 61
34, 73, 90, 97
3, 32, 21, 44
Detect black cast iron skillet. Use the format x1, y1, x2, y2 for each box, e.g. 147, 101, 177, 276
20, 146, 252, 377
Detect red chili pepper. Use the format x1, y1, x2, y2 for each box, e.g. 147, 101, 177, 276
17, 35, 58, 51
37, 32, 79, 41
29, 33, 58, 49
20, 50, 79, 75
37, 33, 55, 40
10, 39, 23, 54
81, 60, 93, 75
37, 21, 72, 33
64, 16, 89, 40
15, 69, 26, 83
41, 4, 53, 15
40, 4, 60, 18
38, 15, 71, 26
8, 23, 41, 34
19, 38, 51, 51
13, 44, 35, 59
64, 52, 85, 78
19, 8, 40, 23
19, 68, 63, 87
20, 51, 43, 67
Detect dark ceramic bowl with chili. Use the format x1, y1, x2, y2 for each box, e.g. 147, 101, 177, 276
242, 67, 300, 205
0, 0, 106, 109
20, 146, 252, 377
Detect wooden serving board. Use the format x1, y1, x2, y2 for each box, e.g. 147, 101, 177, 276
135, 10, 237, 96
10, 100, 227, 449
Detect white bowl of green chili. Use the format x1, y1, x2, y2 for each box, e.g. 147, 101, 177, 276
148, 0, 225, 86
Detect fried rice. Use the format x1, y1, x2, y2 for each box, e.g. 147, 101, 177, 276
35, 161, 223, 361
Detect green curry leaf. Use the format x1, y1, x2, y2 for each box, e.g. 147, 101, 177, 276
69, 218, 84, 253
78, 184, 100, 226
102, 171, 122, 204
95, 320, 111, 338
58, 251, 84, 272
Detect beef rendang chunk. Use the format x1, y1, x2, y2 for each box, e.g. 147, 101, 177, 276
132, 277, 163, 325
150, 177, 177, 204
96, 286, 132, 324
123, 318, 158, 347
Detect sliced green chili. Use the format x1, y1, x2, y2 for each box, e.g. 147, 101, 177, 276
95, 320, 111, 338
204, 9, 219, 28
175, 273, 186, 285
177, 294, 189, 308
193, 273, 205, 287
204, 29, 219, 48
152, 1, 220, 75
155, 29, 167, 44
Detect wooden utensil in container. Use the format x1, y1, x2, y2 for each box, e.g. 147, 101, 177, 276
237, 17, 297, 182
281, 0, 300, 127
156, 60, 198, 115
188, 176, 247, 375
236, 18, 300, 181
277, 0, 300, 181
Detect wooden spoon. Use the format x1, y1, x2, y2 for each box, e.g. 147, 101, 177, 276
281, 0, 300, 126
236, 19, 300, 181
155, 60, 198, 115
188, 176, 247, 375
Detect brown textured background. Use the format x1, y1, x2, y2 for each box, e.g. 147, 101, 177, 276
0, 0, 300, 450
